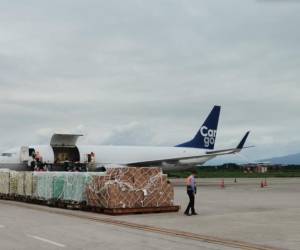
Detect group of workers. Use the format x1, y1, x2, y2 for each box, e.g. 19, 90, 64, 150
29, 149, 97, 172
30, 151, 48, 171
63, 162, 87, 172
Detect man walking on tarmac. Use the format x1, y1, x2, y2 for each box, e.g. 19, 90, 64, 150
184, 170, 198, 216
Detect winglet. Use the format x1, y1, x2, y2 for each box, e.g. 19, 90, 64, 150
237, 131, 250, 149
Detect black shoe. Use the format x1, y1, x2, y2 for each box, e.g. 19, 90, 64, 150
191, 212, 198, 215
184, 212, 191, 216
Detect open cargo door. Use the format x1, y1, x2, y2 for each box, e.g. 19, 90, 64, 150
50, 134, 82, 167
50, 134, 83, 148
20, 146, 30, 162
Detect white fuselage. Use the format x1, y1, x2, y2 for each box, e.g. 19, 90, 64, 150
0, 145, 215, 171
0, 106, 247, 171
78, 145, 214, 170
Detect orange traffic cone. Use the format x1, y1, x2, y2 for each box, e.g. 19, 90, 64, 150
260, 180, 264, 188
220, 179, 225, 188
264, 179, 268, 187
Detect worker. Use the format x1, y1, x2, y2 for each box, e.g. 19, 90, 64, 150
184, 170, 198, 216
31, 150, 36, 160
30, 159, 36, 171
35, 151, 40, 160
91, 152, 95, 162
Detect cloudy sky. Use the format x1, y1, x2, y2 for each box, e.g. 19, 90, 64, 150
0, 0, 300, 164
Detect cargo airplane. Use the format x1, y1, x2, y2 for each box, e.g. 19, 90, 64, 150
0, 106, 250, 171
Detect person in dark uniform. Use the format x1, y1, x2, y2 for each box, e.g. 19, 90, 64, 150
184, 170, 198, 216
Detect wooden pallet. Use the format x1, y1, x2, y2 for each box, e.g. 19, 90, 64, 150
101, 206, 180, 215
0, 194, 10, 200
0, 195, 180, 215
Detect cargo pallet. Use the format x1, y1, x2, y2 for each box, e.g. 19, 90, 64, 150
0, 194, 10, 200
86, 205, 180, 215
29, 198, 53, 206
54, 200, 86, 210
0, 194, 180, 215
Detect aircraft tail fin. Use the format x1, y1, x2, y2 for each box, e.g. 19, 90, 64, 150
176, 105, 221, 149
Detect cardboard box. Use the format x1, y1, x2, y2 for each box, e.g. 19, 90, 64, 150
86, 167, 174, 209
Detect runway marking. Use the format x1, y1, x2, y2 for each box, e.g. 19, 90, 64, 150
27, 235, 66, 248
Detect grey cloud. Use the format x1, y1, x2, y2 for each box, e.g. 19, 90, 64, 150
0, 0, 300, 163
101, 122, 156, 146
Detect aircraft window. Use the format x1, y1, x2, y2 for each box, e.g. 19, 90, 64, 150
1, 153, 13, 157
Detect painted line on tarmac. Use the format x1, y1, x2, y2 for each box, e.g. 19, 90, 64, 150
27, 234, 66, 248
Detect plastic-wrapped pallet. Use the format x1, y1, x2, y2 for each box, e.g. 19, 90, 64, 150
32, 172, 54, 200
16, 172, 25, 196
52, 173, 65, 200
47, 172, 105, 203
30, 172, 103, 203
32, 173, 38, 198
0, 170, 10, 195
9, 171, 18, 195
63, 173, 91, 202
24, 172, 33, 197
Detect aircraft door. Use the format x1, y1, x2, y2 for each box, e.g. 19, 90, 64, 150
20, 146, 30, 163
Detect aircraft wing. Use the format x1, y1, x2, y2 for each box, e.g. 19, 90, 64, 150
128, 153, 213, 167
128, 131, 251, 167
206, 131, 251, 156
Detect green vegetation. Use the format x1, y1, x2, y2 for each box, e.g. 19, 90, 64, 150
165, 164, 300, 178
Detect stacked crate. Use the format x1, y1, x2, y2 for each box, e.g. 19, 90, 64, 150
24, 172, 33, 197
9, 171, 18, 196
52, 174, 65, 200
32, 172, 55, 200
62, 173, 92, 203
32, 172, 99, 203
16, 172, 25, 196
0, 170, 10, 196
86, 167, 174, 209
0, 168, 176, 213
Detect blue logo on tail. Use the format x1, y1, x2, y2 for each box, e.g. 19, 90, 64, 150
176, 105, 221, 150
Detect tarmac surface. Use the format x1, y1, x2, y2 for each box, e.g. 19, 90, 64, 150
0, 178, 299, 250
